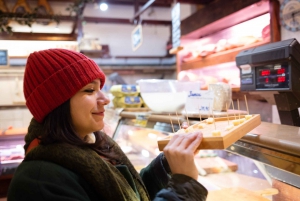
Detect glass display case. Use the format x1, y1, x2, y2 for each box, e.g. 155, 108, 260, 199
0, 133, 25, 198
113, 110, 300, 200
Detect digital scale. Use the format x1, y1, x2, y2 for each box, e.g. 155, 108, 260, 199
236, 38, 300, 126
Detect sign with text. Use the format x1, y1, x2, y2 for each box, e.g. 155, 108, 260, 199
131, 25, 143, 51
185, 90, 215, 114
171, 3, 181, 49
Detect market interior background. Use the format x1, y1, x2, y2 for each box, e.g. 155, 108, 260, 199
0, 0, 299, 130
1, 0, 300, 200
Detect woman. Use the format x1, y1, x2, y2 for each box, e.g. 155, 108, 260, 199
7, 49, 208, 201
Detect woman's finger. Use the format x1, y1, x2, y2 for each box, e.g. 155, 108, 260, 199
164, 134, 185, 151
185, 132, 203, 152
176, 132, 199, 150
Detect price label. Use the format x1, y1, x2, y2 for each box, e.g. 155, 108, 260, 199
134, 112, 150, 127
185, 90, 214, 114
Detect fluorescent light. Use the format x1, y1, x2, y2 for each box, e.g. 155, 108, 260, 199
99, 3, 108, 11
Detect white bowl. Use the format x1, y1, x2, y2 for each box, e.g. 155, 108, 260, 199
137, 79, 201, 113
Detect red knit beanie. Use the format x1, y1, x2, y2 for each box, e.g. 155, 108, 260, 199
24, 49, 106, 123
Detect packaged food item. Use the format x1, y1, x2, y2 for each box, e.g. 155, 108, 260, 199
208, 83, 232, 112
110, 85, 140, 97
112, 96, 143, 108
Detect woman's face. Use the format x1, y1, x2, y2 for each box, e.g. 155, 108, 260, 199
70, 79, 110, 139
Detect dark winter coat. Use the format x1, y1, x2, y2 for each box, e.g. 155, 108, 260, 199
7, 119, 207, 201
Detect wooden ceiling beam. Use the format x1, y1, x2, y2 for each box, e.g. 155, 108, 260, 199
2, 13, 171, 25
83, 16, 171, 25
176, 0, 213, 4
44, 0, 172, 7
0, 32, 77, 41
181, 0, 262, 36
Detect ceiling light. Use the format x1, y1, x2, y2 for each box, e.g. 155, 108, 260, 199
99, 3, 108, 11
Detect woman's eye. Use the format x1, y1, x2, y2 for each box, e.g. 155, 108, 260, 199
84, 89, 95, 93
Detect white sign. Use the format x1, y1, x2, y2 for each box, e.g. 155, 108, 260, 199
185, 90, 215, 114
131, 25, 143, 51
171, 3, 181, 48
240, 64, 252, 74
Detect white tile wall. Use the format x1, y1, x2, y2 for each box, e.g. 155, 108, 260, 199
0, 76, 25, 105
0, 108, 32, 130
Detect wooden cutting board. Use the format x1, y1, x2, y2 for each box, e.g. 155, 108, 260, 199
157, 114, 261, 150
195, 157, 238, 174
207, 187, 273, 201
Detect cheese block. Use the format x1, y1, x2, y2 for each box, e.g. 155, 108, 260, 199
245, 115, 252, 120
206, 118, 215, 124
232, 120, 240, 126
212, 130, 221, 136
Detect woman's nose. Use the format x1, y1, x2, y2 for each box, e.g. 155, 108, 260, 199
97, 90, 110, 105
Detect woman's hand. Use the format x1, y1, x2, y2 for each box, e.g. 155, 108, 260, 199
163, 131, 203, 180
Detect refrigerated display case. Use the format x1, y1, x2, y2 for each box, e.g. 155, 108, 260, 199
113, 110, 300, 200
0, 133, 25, 198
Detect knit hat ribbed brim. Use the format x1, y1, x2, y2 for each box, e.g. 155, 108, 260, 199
24, 49, 106, 123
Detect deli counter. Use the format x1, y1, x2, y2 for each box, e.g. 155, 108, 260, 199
112, 109, 300, 201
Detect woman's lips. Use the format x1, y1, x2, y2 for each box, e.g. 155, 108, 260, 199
92, 111, 104, 116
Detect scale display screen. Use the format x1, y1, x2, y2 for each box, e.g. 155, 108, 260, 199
255, 63, 289, 89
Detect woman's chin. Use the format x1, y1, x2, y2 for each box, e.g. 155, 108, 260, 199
95, 123, 104, 131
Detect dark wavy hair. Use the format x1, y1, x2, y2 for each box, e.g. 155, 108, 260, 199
37, 99, 118, 162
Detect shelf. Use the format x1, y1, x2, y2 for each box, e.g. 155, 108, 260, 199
181, 40, 270, 71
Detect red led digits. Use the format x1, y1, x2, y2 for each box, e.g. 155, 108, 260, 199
277, 76, 285, 82
261, 70, 270, 76
265, 77, 269, 83
277, 69, 285, 74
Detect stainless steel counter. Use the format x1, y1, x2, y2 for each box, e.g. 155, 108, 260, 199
228, 122, 300, 188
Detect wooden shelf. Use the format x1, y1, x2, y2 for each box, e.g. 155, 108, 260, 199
181, 40, 270, 71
